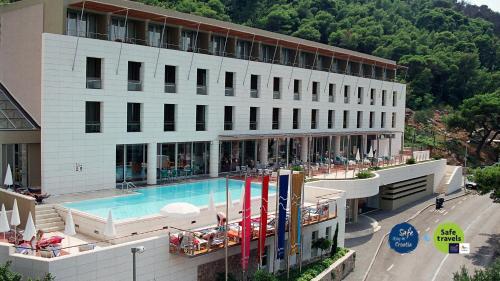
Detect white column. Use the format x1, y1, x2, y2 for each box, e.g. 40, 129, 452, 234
209, 140, 219, 177
334, 136, 341, 157
147, 142, 157, 185
362, 134, 368, 155
259, 138, 268, 165
300, 137, 308, 162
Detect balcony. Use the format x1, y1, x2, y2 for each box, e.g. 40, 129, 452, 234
293, 121, 299, 130
344, 97, 349, 104
224, 121, 233, 131
329, 96, 334, 103
127, 122, 141, 132
128, 80, 142, 91
164, 121, 175, 131
197, 85, 207, 95
311, 122, 317, 129
272, 121, 279, 130
250, 89, 259, 98
225, 88, 234, 97
249, 121, 257, 130
273, 91, 281, 99
85, 122, 101, 133
293, 92, 300, 101
86, 78, 102, 89
164, 83, 176, 93
328, 122, 333, 129
312, 94, 318, 102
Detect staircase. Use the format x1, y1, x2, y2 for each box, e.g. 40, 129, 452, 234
35, 205, 64, 233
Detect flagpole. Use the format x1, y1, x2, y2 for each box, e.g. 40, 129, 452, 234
286, 172, 292, 280
299, 171, 305, 272
225, 175, 229, 281
257, 173, 262, 270
242, 174, 247, 281
272, 170, 280, 275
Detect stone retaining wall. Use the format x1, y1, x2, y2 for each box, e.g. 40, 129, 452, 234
312, 250, 356, 281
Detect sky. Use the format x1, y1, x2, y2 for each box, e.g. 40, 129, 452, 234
466, 0, 500, 13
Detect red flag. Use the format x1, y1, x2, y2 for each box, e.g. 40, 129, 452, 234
241, 178, 251, 271
257, 175, 270, 264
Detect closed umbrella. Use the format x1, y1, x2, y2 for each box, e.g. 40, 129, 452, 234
11, 199, 20, 244
239, 183, 245, 210
103, 210, 116, 238
3, 164, 13, 188
367, 146, 374, 158
227, 190, 234, 209
208, 192, 216, 213
160, 202, 200, 219
0, 204, 10, 239
64, 209, 76, 248
22, 212, 36, 242
355, 149, 361, 162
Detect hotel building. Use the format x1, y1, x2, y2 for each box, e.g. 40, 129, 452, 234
0, 0, 405, 196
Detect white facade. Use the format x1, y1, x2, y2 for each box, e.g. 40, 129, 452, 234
41, 33, 406, 195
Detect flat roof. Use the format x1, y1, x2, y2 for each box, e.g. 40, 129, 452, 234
67, 0, 398, 69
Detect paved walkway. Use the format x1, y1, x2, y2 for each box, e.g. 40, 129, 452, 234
345, 214, 381, 239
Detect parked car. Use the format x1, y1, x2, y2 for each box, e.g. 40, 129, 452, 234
465, 179, 477, 189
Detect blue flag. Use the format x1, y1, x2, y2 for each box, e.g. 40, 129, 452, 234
277, 174, 289, 260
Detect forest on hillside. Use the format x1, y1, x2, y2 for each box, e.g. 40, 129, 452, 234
131, 0, 500, 110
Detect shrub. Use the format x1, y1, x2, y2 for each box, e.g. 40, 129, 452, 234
356, 171, 374, 179
291, 165, 303, 172
253, 270, 278, 281
406, 158, 416, 165
368, 166, 381, 171
0, 262, 54, 281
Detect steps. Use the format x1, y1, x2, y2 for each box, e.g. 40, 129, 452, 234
35, 205, 64, 233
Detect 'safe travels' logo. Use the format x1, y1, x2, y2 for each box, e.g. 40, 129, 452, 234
388, 222, 419, 253
433, 222, 465, 254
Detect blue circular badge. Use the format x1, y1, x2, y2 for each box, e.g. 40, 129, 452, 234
388, 222, 419, 253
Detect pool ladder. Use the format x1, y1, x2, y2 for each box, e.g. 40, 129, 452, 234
121, 180, 137, 190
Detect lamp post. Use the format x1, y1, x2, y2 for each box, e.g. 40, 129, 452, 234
131, 246, 145, 281
464, 140, 470, 189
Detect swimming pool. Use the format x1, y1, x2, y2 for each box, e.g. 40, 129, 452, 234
64, 178, 275, 220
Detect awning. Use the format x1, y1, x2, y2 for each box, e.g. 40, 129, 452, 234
218, 131, 402, 140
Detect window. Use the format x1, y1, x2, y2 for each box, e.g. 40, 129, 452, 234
381, 112, 386, 128
312, 81, 319, 101
196, 105, 207, 131
163, 104, 175, 131
328, 84, 335, 102
225, 72, 235, 96
393, 91, 397, 107
357, 87, 363, 104
382, 90, 387, 106
326, 226, 331, 241
249, 107, 258, 130
311, 109, 318, 129
293, 108, 300, 129
344, 85, 350, 103
224, 106, 233, 130
86, 57, 102, 89
272, 108, 280, 130
164, 65, 176, 93
211, 35, 225, 56
328, 110, 335, 129
148, 23, 166, 48
280, 48, 292, 65
127, 61, 142, 91
197, 69, 208, 95
250, 75, 259, 98
369, 111, 375, 128
110, 18, 139, 43
293, 79, 301, 100
357, 111, 363, 128
343, 110, 349, 129
261, 247, 269, 268
392, 112, 396, 128
261, 45, 273, 63
370, 89, 376, 105
236, 40, 251, 59
311, 230, 319, 257
273, 77, 281, 99
181, 30, 195, 51
85, 102, 101, 133
127, 103, 141, 132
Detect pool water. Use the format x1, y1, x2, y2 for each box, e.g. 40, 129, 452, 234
64, 178, 275, 220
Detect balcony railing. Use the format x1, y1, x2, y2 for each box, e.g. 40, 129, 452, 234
293, 121, 299, 129
294, 92, 300, 100
328, 122, 333, 129
273, 91, 281, 99
128, 80, 142, 91
164, 83, 176, 93
344, 97, 349, 104
225, 87, 234, 97
197, 85, 207, 95
311, 122, 317, 129
85, 122, 101, 133
312, 94, 318, 102
328, 96, 334, 102
86, 78, 102, 89
164, 121, 175, 131
127, 122, 141, 132
196, 122, 206, 131
224, 121, 233, 130
370, 100, 375, 105
249, 121, 257, 130
358, 98, 363, 104
250, 89, 259, 98
272, 121, 279, 130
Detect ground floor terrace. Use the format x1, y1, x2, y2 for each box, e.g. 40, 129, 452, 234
114, 132, 402, 188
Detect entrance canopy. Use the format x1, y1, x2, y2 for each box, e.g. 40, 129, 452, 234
0, 83, 38, 130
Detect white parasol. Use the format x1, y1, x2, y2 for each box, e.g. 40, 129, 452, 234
103, 210, 116, 238
355, 149, 361, 161
3, 164, 13, 188
368, 146, 374, 158
22, 212, 36, 242
0, 204, 10, 239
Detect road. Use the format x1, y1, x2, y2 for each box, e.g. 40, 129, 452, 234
344, 191, 500, 281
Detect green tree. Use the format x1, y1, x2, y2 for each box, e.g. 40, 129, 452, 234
312, 237, 331, 258
445, 92, 500, 157
253, 269, 278, 281
453, 258, 500, 280
472, 165, 500, 202
0, 261, 54, 281
330, 222, 339, 257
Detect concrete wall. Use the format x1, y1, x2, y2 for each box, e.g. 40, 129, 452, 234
0, 3, 43, 124
41, 33, 406, 195
445, 165, 462, 194
0, 189, 36, 228
379, 174, 433, 210
306, 174, 381, 199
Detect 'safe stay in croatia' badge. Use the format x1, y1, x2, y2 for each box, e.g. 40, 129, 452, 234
388, 222, 419, 253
